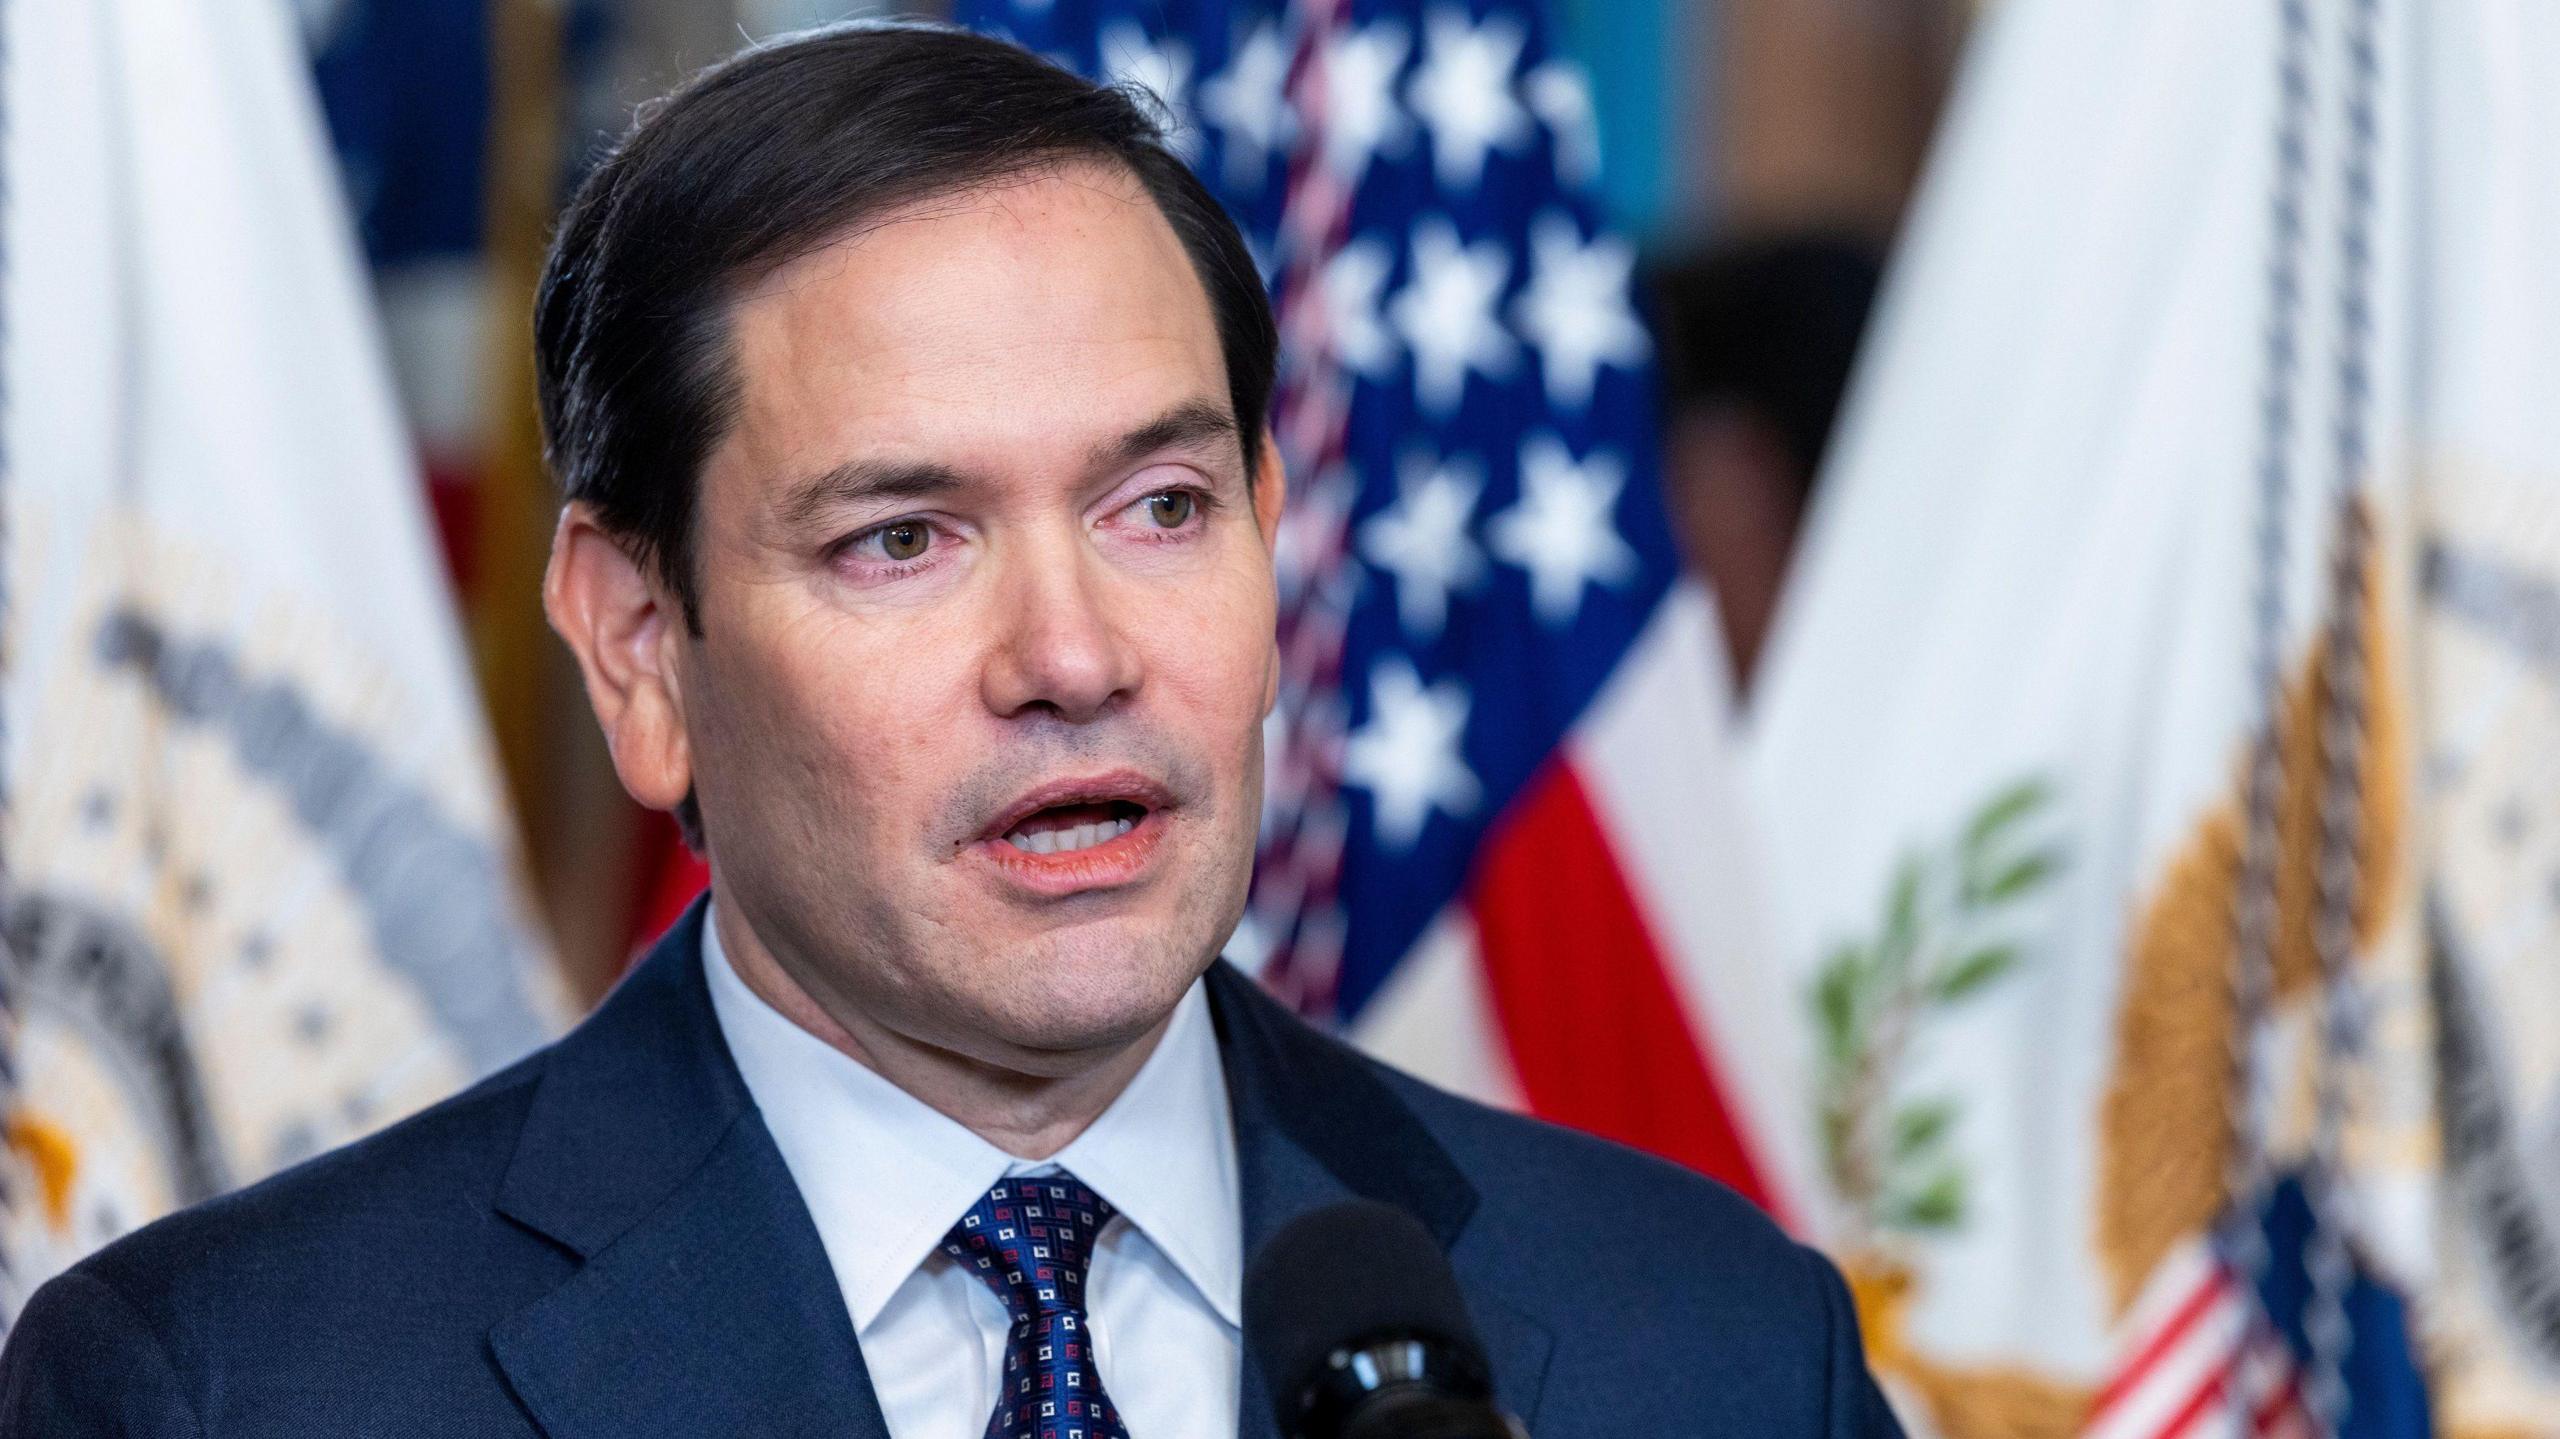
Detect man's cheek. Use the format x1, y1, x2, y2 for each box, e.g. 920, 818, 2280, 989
1160, 573, 1267, 675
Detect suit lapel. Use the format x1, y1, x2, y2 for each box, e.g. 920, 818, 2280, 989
1205, 964, 1555, 1437
487, 903, 891, 1439
481, 907, 1545, 1438
489, 1116, 891, 1439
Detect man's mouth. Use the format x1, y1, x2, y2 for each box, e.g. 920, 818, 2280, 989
970, 770, 1176, 896
999, 799, 1148, 855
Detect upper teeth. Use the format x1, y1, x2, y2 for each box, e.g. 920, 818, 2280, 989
1005, 815, 1136, 855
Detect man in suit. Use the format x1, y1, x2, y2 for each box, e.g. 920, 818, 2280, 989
2, 23, 1901, 1437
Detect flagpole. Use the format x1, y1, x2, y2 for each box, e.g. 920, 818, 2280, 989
475, 0, 561, 827
478, 0, 620, 996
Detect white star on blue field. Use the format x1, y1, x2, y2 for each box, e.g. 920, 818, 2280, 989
964, 0, 1678, 1024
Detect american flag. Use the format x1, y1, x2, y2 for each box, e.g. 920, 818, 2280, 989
2089, 1240, 2314, 1439
961, 0, 1790, 1208
2091, 1172, 2435, 1439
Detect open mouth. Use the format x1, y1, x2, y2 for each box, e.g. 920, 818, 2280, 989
970, 771, 1177, 895
971, 773, 1172, 897
999, 799, 1150, 856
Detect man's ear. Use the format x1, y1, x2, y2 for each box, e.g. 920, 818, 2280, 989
1251, 427, 1288, 557
542, 503, 694, 815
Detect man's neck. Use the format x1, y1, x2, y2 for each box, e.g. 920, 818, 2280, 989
708, 898, 1171, 1160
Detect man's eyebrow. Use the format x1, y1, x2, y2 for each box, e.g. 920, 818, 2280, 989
772, 459, 969, 534
1088, 399, 1241, 476
771, 399, 1242, 534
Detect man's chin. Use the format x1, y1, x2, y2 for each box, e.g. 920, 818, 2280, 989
957, 929, 1208, 1061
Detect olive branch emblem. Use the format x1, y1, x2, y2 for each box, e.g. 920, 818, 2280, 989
1813, 778, 2062, 1246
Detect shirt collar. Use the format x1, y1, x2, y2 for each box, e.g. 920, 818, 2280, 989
1044, 952, 1242, 1328
701, 903, 1242, 1334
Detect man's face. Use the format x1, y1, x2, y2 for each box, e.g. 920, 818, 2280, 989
678, 161, 1281, 1074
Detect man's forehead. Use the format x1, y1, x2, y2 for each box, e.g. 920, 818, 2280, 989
710, 160, 1231, 509
734, 159, 1183, 315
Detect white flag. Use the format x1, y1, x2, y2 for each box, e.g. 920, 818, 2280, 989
0, 0, 564, 1317
1727, 0, 2546, 1431
2400, 2, 2560, 1431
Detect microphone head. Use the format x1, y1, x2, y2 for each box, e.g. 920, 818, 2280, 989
1246, 1200, 1494, 1435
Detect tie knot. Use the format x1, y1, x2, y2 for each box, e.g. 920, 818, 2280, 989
943, 1172, 1118, 1319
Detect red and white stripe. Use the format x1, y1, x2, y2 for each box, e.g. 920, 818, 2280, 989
1347, 584, 1823, 1228
2087, 1241, 2315, 1439
1232, 0, 1817, 1228
1250, 0, 1365, 1019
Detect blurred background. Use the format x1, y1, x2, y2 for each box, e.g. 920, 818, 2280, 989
9, 1, 2559, 1436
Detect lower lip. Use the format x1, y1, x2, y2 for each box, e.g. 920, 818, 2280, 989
969, 808, 1170, 897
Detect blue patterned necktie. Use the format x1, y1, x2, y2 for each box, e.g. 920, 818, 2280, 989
942, 1172, 1135, 1439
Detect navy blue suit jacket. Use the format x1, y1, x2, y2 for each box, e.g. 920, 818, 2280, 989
1, 902, 1901, 1436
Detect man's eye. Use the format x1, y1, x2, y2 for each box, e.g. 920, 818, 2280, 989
1143, 491, 1196, 528
863, 521, 931, 561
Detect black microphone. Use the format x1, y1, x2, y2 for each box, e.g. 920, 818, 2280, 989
1245, 1200, 1528, 1439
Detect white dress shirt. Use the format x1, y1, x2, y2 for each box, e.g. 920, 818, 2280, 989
702, 906, 1244, 1439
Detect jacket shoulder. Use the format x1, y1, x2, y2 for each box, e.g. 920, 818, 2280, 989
56, 1046, 559, 1344
0, 1268, 204, 1438
1372, 1065, 1898, 1435
3, 1049, 573, 1433
1213, 961, 1807, 1281
1378, 1062, 1799, 1257
1374, 1059, 1853, 1337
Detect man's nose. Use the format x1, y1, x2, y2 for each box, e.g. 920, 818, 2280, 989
980, 535, 1143, 723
